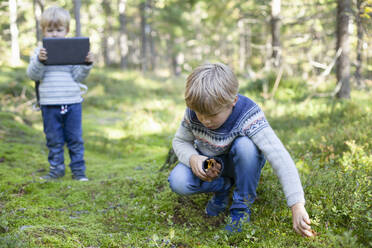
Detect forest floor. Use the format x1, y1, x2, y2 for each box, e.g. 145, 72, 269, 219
0, 66, 371, 247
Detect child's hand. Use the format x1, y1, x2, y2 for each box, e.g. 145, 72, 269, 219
38, 48, 47, 62
291, 202, 314, 237
189, 154, 210, 181
85, 51, 94, 64
203, 158, 222, 180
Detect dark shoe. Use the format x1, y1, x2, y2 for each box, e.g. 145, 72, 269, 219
225, 208, 251, 233
205, 177, 232, 216
40, 165, 65, 180
40, 172, 64, 180
72, 175, 89, 181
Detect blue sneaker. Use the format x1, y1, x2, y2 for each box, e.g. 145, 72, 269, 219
40, 172, 64, 180
225, 208, 251, 233
40, 165, 65, 180
205, 177, 232, 216
72, 174, 89, 181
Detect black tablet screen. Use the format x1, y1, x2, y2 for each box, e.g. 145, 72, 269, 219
43, 37, 90, 65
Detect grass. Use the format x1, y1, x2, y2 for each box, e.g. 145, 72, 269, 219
0, 66, 371, 247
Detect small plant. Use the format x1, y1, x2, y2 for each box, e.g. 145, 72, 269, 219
0, 66, 371, 247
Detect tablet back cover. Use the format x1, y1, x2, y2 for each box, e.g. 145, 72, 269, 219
43, 37, 90, 65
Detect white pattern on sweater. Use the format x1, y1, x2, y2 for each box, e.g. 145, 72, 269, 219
27, 47, 92, 105
172, 94, 305, 207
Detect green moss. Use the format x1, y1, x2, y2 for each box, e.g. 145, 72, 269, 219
0, 66, 371, 247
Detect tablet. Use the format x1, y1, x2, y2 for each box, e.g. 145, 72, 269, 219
42, 37, 90, 65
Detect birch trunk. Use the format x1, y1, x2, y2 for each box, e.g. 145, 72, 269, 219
9, 0, 21, 67
336, 0, 351, 98
118, 0, 128, 69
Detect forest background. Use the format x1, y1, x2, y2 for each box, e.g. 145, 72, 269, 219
0, 0, 371, 247
2, 0, 372, 91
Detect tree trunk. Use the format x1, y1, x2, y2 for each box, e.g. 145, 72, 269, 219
271, 0, 281, 67
102, 0, 113, 66
238, 19, 246, 73
238, 19, 251, 74
9, 0, 21, 67
140, 1, 148, 72
118, 0, 128, 69
336, 0, 351, 98
167, 38, 181, 76
160, 147, 178, 171
33, 0, 44, 43
355, 0, 364, 88
149, 26, 156, 71
147, 0, 156, 70
172, 55, 182, 76
73, 0, 82, 37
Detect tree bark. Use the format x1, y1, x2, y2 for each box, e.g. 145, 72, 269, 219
140, 1, 149, 72
118, 0, 128, 69
160, 147, 178, 171
73, 0, 82, 37
336, 0, 351, 98
147, 0, 156, 70
271, 0, 281, 67
167, 38, 181, 76
9, 0, 21, 67
102, 0, 113, 66
355, 0, 364, 88
238, 19, 246, 73
238, 19, 252, 74
149, 26, 156, 71
33, 0, 44, 43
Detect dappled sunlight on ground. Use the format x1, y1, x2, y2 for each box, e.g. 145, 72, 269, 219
103, 127, 126, 140
1, 66, 371, 247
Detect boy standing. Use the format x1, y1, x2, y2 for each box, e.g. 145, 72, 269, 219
168, 63, 313, 236
27, 6, 93, 181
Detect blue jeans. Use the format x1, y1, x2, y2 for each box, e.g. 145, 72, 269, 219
168, 136, 266, 211
41, 103, 86, 177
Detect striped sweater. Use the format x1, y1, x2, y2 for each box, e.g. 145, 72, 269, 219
172, 94, 305, 207
27, 47, 92, 105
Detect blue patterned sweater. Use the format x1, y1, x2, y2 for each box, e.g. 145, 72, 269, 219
173, 94, 305, 207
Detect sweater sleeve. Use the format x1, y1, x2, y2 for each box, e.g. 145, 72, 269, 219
71, 64, 93, 82
250, 126, 305, 207
26, 47, 45, 81
172, 114, 199, 167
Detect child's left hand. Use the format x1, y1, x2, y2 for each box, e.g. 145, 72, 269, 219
85, 51, 94, 64
291, 202, 314, 237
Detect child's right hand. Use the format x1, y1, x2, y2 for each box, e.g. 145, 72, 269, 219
291, 202, 314, 237
38, 48, 47, 62
189, 154, 210, 181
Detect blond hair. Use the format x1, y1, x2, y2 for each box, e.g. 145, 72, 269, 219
40, 6, 70, 32
185, 63, 239, 115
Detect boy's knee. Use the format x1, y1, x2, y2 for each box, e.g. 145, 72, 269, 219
168, 164, 194, 196
169, 181, 191, 196
168, 177, 192, 196
230, 136, 258, 156
229, 137, 265, 169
